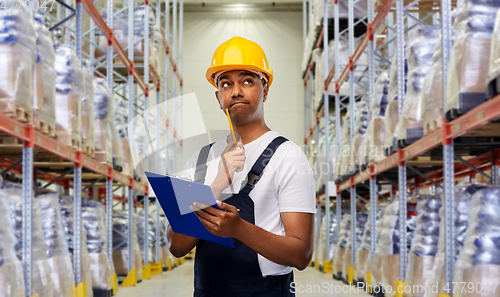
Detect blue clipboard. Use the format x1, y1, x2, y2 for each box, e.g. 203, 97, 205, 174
144, 171, 235, 248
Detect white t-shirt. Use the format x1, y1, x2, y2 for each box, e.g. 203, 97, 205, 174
182, 130, 317, 276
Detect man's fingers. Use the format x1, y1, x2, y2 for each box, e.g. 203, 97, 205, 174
194, 209, 216, 224
222, 140, 238, 154
192, 202, 222, 215
216, 200, 238, 214
226, 153, 245, 161
191, 202, 216, 216
222, 159, 245, 174
234, 161, 245, 172
194, 211, 218, 230
224, 148, 245, 158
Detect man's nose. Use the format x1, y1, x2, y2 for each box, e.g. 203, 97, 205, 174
231, 82, 243, 98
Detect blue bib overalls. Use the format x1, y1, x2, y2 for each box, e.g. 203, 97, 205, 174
192, 136, 295, 297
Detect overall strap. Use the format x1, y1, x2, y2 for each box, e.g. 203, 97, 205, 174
193, 142, 215, 184
239, 136, 288, 195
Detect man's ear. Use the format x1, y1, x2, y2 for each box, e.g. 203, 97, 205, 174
262, 84, 269, 103
215, 90, 223, 109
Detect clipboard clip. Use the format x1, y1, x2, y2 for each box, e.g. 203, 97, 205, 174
166, 174, 193, 182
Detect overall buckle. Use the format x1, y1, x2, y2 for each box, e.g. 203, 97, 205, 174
246, 171, 264, 190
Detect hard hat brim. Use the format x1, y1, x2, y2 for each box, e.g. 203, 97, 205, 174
206, 64, 273, 88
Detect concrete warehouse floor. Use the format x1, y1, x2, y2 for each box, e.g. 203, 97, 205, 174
117, 260, 371, 297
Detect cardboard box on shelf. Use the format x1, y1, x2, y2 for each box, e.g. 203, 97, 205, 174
112, 250, 130, 276
0, 44, 33, 124
33, 63, 56, 137
0, 261, 25, 297
465, 264, 500, 297
89, 253, 112, 290
46, 256, 75, 297
404, 255, 435, 297
55, 92, 82, 150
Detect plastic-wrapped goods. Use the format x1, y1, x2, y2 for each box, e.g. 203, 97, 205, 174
363, 71, 390, 163
152, 27, 165, 71
333, 115, 345, 181
316, 214, 327, 267
421, 8, 459, 128
316, 37, 369, 104
424, 183, 488, 297
342, 213, 368, 280
328, 213, 340, 261
325, 208, 338, 264
55, 44, 84, 147
52, 27, 63, 45
302, 27, 317, 74
312, 0, 367, 30
421, 37, 445, 135
377, 198, 417, 297
111, 118, 124, 170
383, 99, 399, 152
96, 6, 154, 63
349, 98, 370, 173
81, 60, 95, 156
363, 117, 386, 164
384, 50, 408, 151
130, 116, 148, 176
445, 0, 500, 118
0, 186, 25, 297
136, 209, 158, 264
355, 211, 378, 283
313, 39, 330, 110
112, 214, 128, 275
33, 14, 56, 135
368, 207, 386, 287
115, 99, 134, 176
159, 216, 169, 269
312, 0, 334, 27
335, 108, 354, 181
312, 48, 323, 110
2, 182, 53, 297
133, 6, 155, 38
114, 99, 127, 139
82, 199, 112, 293
59, 196, 92, 297
315, 129, 336, 193
487, 10, 500, 98
94, 78, 113, 164
371, 70, 391, 118
397, 25, 440, 146
450, 185, 500, 297
404, 195, 442, 297
0, 2, 36, 123
333, 214, 351, 279
317, 210, 339, 267
112, 211, 142, 277
36, 192, 75, 297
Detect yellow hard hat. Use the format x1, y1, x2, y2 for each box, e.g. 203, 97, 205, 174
206, 36, 273, 88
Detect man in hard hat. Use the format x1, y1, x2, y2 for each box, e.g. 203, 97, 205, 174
167, 37, 316, 296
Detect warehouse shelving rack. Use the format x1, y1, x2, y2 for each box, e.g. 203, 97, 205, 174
304, 0, 500, 293
0, 0, 184, 295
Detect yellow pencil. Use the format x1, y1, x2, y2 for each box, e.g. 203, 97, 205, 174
225, 109, 237, 142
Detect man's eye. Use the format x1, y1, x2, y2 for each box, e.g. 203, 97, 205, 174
244, 79, 253, 85
221, 82, 231, 88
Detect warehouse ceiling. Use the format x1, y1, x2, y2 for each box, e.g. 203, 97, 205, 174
182, 1, 304, 12
182, 0, 303, 3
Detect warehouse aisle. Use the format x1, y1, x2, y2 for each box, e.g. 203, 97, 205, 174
117, 260, 370, 297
